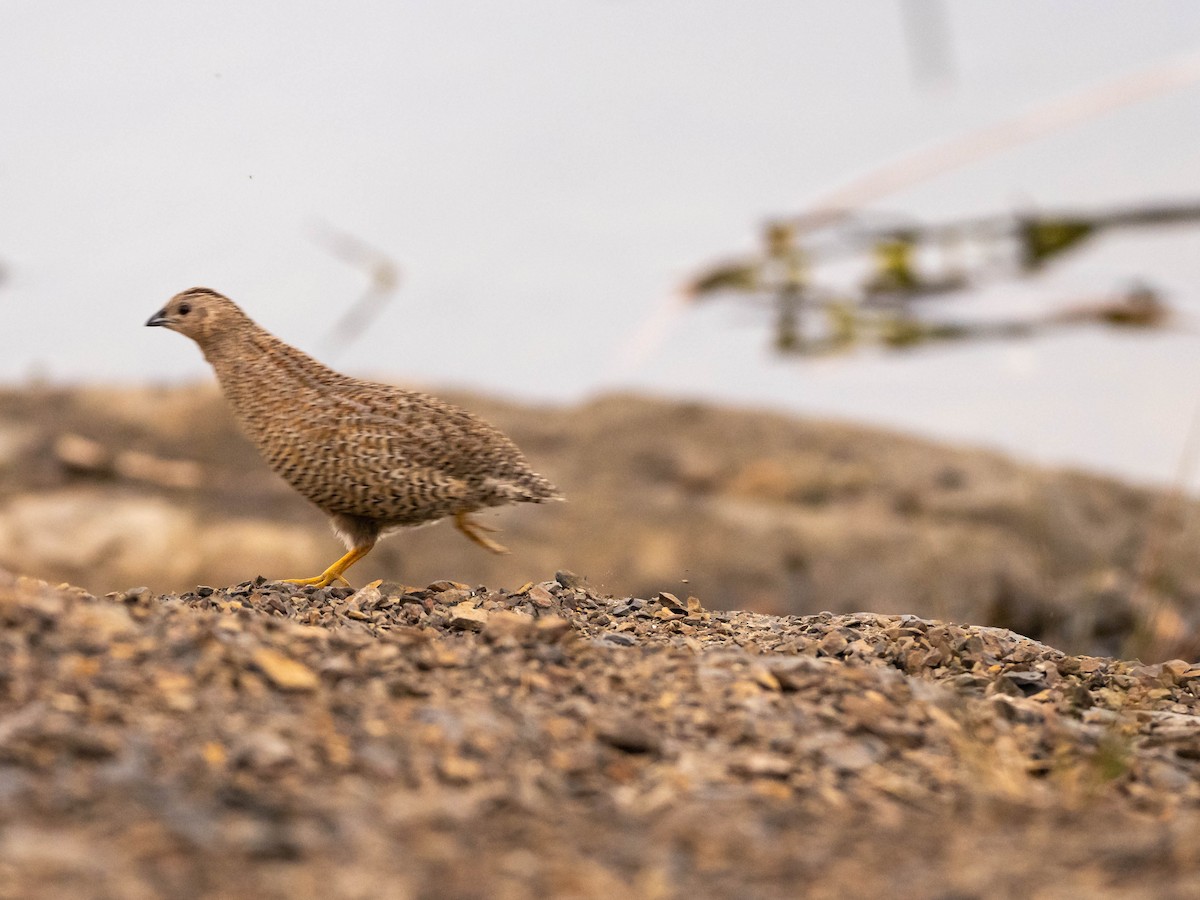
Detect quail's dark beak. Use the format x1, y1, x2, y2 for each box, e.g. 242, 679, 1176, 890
146, 308, 170, 327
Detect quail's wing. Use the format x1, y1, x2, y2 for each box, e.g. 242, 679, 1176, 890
327, 382, 533, 479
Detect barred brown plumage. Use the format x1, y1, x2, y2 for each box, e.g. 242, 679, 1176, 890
146, 287, 561, 587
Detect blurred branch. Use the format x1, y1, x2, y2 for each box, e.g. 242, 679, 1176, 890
685, 260, 761, 299
900, 0, 956, 90
615, 49, 1200, 378
313, 224, 401, 358
793, 47, 1200, 234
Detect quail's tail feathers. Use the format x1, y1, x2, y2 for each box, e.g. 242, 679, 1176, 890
498, 471, 562, 504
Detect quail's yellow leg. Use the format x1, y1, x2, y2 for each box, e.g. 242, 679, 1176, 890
454, 512, 509, 555
283, 544, 373, 588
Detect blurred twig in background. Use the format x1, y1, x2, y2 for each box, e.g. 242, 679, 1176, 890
680, 205, 1194, 358
313, 224, 401, 358
612, 47, 1200, 376
796, 47, 1200, 233
900, 0, 956, 91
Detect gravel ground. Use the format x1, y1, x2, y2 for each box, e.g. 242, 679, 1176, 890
0, 569, 1198, 899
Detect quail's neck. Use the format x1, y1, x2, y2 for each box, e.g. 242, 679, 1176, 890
197, 321, 264, 369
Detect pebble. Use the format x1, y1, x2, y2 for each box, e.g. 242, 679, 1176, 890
448, 601, 489, 632
251, 648, 320, 692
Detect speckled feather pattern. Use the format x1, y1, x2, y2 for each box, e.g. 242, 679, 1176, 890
167, 289, 559, 548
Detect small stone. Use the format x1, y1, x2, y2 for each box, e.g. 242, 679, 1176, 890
753, 667, 782, 691
768, 659, 819, 691
484, 610, 535, 642
596, 718, 661, 754
71, 604, 137, 652
202, 741, 227, 768
155, 672, 197, 712
533, 615, 572, 642
436, 589, 473, 607
601, 632, 637, 647
997, 670, 1046, 697
252, 648, 320, 692
1159, 660, 1198, 683
427, 580, 471, 593
377, 581, 414, 598
423, 644, 466, 668
819, 739, 880, 773
236, 730, 295, 769
817, 631, 849, 657
116, 586, 152, 604
555, 570, 588, 590
527, 585, 556, 608
438, 755, 484, 784
448, 601, 489, 631
349, 582, 384, 607
730, 753, 793, 779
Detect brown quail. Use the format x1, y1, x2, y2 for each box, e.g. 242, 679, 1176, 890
146, 287, 561, 587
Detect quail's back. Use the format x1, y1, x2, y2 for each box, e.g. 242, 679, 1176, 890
146, 287, 560, 587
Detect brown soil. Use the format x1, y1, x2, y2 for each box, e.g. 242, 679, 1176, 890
0, 571, 1198, 899
2, 380, 1199, 897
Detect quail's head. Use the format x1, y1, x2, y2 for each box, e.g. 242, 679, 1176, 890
146, 287, 248, 348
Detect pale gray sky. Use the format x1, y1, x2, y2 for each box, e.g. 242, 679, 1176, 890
3, 2, 1200, 485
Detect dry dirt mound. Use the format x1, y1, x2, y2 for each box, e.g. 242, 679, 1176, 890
1, 570, 1198, 898
3, 385, 1200, 661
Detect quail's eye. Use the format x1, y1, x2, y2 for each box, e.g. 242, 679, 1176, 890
178, 302, 192, 316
